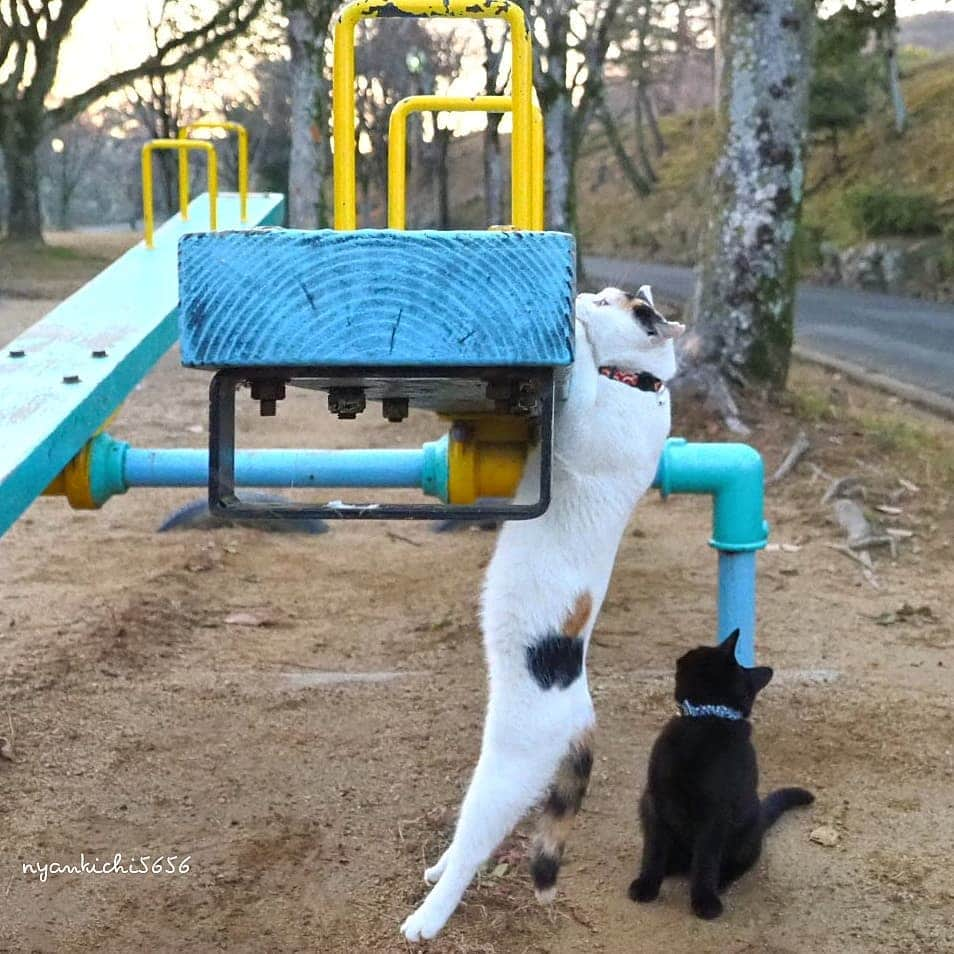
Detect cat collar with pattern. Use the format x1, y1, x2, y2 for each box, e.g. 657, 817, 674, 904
598, 366, 665, 393
679, 701, 744, 721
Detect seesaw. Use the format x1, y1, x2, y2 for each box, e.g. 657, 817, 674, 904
0, 0, 767, 664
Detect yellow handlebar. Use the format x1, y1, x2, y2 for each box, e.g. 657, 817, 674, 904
141, 140, 218, 249
333, 0, 534, 230
178, 121, 248, 222
387, 95, 544, 231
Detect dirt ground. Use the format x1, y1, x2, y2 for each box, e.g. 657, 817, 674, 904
1, 237, 952, 953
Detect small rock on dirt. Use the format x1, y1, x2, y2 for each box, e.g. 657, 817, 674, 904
810, 825, 840, 847
224, 611, 275, 627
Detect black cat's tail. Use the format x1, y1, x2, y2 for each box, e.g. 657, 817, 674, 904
760, 787, 814, 831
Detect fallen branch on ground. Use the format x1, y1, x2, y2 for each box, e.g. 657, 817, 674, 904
822, 475, 863, 505
767, 430, 811, 485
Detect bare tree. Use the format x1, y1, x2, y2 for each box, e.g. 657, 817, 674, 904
678, 0, 815, 430
595, 98, 651, 197
125, 4, 202, 220
350, 19, 462, 228
516, 0, 623, 233
40, 116, 100, 229
285, 0, 336, 228
479, 21, 507, 226
0, 0, 265, 242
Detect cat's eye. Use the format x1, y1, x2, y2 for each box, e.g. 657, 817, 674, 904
594, 297, 608, 307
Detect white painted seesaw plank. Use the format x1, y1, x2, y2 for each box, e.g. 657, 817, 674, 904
0, 192, 285, 537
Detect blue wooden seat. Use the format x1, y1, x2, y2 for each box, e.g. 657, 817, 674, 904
177, 228, 576, 370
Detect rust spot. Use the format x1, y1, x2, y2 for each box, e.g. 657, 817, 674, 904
562, 591, 592, 639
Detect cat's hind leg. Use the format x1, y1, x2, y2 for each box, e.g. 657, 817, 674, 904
530, 729, 594, 903
718, 821, 761, 889
401, 725, 568, 942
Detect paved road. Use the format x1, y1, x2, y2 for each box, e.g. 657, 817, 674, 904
585, 255, 954, 401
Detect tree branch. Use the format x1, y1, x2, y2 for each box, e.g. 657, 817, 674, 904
596, 95, 652, 197
43, 0, 266, 134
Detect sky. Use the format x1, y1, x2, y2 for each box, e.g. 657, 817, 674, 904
53, 0, 954, 102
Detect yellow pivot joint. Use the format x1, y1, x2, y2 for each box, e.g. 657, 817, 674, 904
447, 417, 529, 504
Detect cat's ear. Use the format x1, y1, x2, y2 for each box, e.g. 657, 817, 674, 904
720, 629, 741, 659
636, 284, 654, 307
747, 666, 773, 694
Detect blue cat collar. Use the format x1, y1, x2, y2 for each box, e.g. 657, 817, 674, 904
679, 701, 744, 721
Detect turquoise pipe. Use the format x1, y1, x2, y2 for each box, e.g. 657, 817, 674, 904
652, 437, 768, 666
85, 433, 450, 506
86, 431, 764, 662
652, 437, 769, 552
716, 553, 757, 667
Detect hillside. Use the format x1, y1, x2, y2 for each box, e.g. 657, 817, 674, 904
577, 55, 954, 284
435, 53, 954, 299
900, 10, 954, 53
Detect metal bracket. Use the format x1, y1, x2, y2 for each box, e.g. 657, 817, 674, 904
208, 367, 554, 521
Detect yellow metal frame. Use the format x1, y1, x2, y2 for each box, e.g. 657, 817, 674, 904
333, 0, 534, 230
387, 95, 544, 230
141, 139, 218, 248
179, 121, 249, 223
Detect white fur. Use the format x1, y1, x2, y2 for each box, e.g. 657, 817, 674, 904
400, 287, 684, 942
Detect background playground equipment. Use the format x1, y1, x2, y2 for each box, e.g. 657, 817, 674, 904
387, 95, 545, 230
141, 139, 219, 248
0, 0, 768, 663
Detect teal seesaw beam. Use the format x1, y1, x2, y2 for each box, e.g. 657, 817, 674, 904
0, 192, 285, 538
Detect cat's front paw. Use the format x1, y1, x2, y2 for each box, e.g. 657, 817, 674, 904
424, 854, 448, 885
691, 892, 723, 920
628, 875, 661, 903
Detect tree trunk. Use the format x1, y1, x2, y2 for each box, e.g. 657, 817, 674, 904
288, 9, 322, 228
679, 0, 814, 422
642, 87, 665, 156
543, 95, 574, 233
2, 121, 44, 241
884, 15, 907, 135
632, 87, 658, 184
483, 114, 504, 226
599, 99, 651, 196
435, 127, 451, 229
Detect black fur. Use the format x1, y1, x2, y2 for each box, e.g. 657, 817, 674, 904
530, 852, 560, 890
570, 745, 594, 781
545, 788, 572, 818
526, 634, 584, 690
629, 630, 813, 919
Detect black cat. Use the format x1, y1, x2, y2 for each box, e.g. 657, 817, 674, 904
629, 630, 813, 919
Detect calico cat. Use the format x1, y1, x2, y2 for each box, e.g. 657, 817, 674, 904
630, 630, 814, 919
400, 287, 685, 942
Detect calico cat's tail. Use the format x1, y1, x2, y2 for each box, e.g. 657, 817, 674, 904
529, 732, 594, 903
760, 787, 814, 830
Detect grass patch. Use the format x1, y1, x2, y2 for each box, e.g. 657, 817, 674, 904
0, 231, 137, 298
788, 385, 838, 423
787, 361, 954, 487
